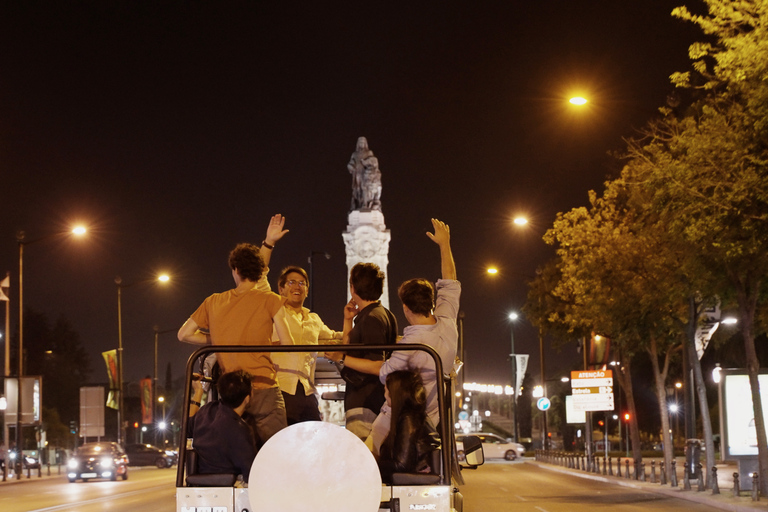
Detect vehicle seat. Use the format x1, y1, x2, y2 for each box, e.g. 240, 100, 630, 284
390, 449, 442, 486
184, 448, 238, 487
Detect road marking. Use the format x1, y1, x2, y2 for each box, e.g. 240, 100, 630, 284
514, 494, 527, 501
535, 507, 549, 512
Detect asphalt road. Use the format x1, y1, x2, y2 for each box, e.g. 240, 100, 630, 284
460, 460, 743, 512
0, 466, 176, 512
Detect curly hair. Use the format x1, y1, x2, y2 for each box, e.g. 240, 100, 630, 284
216, 370, 253, 408
349, 262, 384, 301
228, 243, 266, 282
398, 278, 435, 317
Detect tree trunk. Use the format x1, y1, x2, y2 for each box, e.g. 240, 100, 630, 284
734, 275, 768, 496
647, 333, 677, 481
613, 356, 642, 461
686, 295, 715, 488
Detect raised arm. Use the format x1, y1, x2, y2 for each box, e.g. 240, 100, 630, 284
260, 214, 289, 267
426, 218, 456, 280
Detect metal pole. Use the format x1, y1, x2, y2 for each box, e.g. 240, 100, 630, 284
510, 324, 518, 443
16, 238, 23, 480
154, 328, 159, 447
540, 325, 547, 450
116, 279, 124, 446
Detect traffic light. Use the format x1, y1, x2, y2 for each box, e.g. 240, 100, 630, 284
624, 413, 630, 422
134, 422, 139, 429
598, 420, 605, 427
69, 420, 77, 434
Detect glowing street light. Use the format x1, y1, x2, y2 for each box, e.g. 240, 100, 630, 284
569, 97, 588, 105
487, 267, 498, 275
115, 273, 171, 446
513, 216, 528, 227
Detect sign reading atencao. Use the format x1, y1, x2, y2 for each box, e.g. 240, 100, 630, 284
570, 369, 614, 412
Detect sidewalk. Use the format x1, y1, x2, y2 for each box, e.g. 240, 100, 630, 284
0, 464, 68, 485
530, 459, 767, 512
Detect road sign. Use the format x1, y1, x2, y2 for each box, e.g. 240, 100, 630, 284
537, 397, 551, 411
570, 369, 615, 412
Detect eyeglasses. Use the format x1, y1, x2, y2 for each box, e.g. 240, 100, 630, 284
286, 280, 307, 288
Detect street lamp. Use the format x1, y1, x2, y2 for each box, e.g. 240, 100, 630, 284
153, 326, 175, 445
115, 273, 170, 446
307, 250, 330, 312
158, 396, 167, 447
508, 312, 519, 443
15, 225, 86, 479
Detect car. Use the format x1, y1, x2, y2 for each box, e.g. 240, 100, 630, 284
67, 442, 129, 482
125, 443, 173, 468
456, 432, 525, 461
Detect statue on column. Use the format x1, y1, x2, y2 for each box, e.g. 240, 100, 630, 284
348, 137, 382, 211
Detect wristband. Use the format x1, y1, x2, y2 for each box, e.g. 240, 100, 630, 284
262, 240, 275, 250
190, 400, 201, 407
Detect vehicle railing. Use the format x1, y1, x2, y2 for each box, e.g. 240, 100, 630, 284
176, 343, 450, 487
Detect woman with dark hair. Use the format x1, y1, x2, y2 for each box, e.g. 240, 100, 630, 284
378, 370, 436, 483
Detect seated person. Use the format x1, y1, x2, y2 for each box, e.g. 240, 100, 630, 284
377, 370, 436, 484
187, 370, 257, 482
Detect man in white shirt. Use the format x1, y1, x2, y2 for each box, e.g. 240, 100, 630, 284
270, 266, 342, 424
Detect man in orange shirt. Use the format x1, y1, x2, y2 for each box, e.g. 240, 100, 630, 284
178, 215, 293, 447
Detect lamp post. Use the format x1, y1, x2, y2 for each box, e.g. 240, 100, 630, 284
508, 312, 519, 443
158, 396, 166, 447
307, 251, 330, 312
15, 226, 86, 479
153, 327, 175, 446
115, 274, 170, 446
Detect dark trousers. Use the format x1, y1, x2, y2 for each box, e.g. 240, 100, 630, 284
282, 382, 322, 425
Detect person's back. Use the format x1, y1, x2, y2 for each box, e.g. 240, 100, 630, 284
378, 370, 435, 483
189, 370, 257, 482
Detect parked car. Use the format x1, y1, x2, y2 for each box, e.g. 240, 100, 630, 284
125, 444, 173, 468
67, 442, 129, 482
456, 433, 525, 461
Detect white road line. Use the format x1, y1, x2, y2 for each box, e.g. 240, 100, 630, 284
535, 507, 549, 512
514, 494, 527, 501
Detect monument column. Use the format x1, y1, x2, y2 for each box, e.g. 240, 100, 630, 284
342, 137, 392, 309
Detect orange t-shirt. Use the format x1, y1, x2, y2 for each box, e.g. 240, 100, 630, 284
191, 286, 286, 389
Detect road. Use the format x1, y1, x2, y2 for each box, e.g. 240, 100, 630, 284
461, 460, 727, 512
0, 467, 176, 512
1, 461, 742, 512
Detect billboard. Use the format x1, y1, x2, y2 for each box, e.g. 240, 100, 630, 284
720, 369, 768, 459
4, 376, 42, 425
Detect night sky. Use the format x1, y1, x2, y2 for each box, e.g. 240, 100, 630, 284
1, 1, 701, 390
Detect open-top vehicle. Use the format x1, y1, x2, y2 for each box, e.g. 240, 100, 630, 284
176, 343, 483, 512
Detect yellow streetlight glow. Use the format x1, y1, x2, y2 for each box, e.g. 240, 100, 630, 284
513, 216, 528, 226
486, 267, 498, 275
570, 97, 588, 105
72, 226, 87, 236
158, 274, 170, 283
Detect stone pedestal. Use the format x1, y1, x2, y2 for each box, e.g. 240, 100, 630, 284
342, 209, 391, 309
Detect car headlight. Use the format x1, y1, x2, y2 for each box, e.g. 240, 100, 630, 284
67, 459, 79, 469
100, 457, 114, 468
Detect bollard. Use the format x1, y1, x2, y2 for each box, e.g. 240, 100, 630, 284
697, 463, 704, 491
603, 457, 607, 476
660, 461, 667, 486
732, 472, 740, 497
608, 457, 613, 476
581, 455, 585, 471
683, 461, 691, 490
625, 459, 630, 479
595, 457, 600, 474
650, 460, 657, 483
670, 460, 678, 487
751, 473, 759, 502
617, 458, 622, 477
640, 462, 646, 482
634, 459, 639, 481
711, 466, 719, 495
